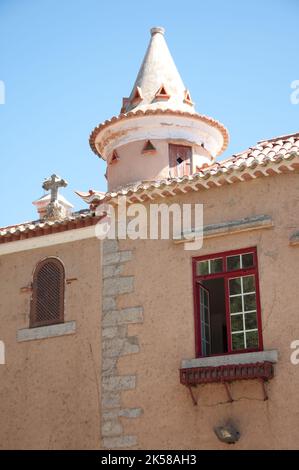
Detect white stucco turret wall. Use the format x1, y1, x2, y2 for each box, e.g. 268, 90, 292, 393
106, 138, 213, 191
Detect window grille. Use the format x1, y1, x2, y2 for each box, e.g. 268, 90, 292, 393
30, 258, 65, 328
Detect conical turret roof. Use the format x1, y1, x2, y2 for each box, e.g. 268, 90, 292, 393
123, 27, 195, 114
89, 27, 229, 162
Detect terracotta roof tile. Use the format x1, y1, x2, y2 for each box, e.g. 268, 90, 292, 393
79, 131, 299, 206
0, 210, 102, 244
3, 131, 299, 244
89, 108, 229, 158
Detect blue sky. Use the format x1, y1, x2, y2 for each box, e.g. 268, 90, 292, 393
0, 0, 298, 227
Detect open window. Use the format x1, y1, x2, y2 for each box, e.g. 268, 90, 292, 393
169, 144, 192, 177
193, 247, 263, 357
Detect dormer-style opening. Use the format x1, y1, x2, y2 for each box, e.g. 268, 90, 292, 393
131, 86, 143, 105
142, 140, 157, 154
155, 85, 170, 100
120, 97, 130, 114
109, 150, 120, 164
184, 89, 193, 105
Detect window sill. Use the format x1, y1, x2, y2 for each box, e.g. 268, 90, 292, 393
17, 321, 76, 342
181, 350, 278, 369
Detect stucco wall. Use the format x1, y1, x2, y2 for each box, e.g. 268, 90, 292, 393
107, 139, 212, 191
0, 237, 102, 449
115, 172, 299, 449
1, 171, 299, 449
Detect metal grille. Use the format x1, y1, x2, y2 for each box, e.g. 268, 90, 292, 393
30, 258, 64, 328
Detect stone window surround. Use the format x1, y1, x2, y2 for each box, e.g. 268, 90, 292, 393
181, 349, 278, 369
17, 321, 76, 342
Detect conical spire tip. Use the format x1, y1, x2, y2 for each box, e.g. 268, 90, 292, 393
150, 26, 165, 36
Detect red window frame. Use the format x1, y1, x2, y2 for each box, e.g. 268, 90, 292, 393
192, 247, 263, 358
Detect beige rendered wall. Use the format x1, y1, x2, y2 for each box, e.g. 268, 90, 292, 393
115, 172, 299, 449
0, 237, 102, 450
1, 172, 299, 450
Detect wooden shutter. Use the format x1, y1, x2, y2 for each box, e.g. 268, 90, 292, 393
30, 258, 65, 328
169, 144, 192, 177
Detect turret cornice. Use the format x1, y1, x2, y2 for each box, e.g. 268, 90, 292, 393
89, 108, 229, 160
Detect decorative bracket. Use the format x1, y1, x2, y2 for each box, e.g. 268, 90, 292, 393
180, 361, 274, 405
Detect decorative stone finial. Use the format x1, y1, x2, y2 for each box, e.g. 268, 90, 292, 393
42, 174, 68, 203
41, 174, 69, 221
150, 26, 165, 36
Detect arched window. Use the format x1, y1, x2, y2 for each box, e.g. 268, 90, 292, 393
30, 258, 65, 328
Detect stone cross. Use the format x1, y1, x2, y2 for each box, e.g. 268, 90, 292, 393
42, 174, 68, 203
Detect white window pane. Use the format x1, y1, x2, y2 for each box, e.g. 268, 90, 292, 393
230, 295, 242, 313
242, 253, 254, 269
245, 330, 259, 349
229, 277, 241, 295
227, 255, 240, 271
232, 332, 245, 350
243, 275, 255, 293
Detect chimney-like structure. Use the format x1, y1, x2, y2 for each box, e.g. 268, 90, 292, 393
90, 27, 229, 191
33, 174, 73, 220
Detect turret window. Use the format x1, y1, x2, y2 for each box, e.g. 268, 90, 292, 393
30, 258, 65, 328
184, 89, 193, 105
121, 97, 129, 113
110, 150, 120, 164
155, 85, 170, 100
131, 86, 143, 104
142, 140, 156, 154
169, 144, 192, 177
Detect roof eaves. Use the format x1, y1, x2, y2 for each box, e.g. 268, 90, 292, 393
89, 108, 229, 159
81, 150, 299, 206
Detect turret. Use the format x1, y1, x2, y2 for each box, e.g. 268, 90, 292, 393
89, 27, 229, 191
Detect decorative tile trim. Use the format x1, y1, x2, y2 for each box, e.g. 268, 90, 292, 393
101, 239, 143, 449
17, 321, 76, 342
